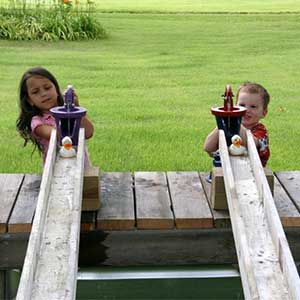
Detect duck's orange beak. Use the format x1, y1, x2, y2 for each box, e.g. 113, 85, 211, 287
234, 139, 241, 147
64, 143, 72, 150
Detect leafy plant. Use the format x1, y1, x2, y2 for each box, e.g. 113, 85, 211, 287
0, 0, 106, 41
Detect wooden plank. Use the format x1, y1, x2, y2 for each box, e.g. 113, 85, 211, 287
8, 174, 41, 233
97, 172, 135, 230
17, 128, 86, 300
17, 129, 57, 300
276, 171, 300, 212
246, 130, 300, 299
0, 174, 24, 233
78, 228, 299, 267
218, 130, 260, 300
135, 172, 174, 229
273, 176, 300, 227
79, 229, 237, 267
63, 128, 85, 300
1, 227, 299, 270
198, 172, 230, 228
167, 172, 213, 228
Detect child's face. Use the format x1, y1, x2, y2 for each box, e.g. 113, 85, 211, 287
237, 91, 267, 129
26, 75, 58, 112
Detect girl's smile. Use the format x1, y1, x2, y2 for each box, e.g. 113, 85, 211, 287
27, 75, 58, 111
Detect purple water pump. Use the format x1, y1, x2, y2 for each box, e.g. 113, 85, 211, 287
50, 85, 86, 146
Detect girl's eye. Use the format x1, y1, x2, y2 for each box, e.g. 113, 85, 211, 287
239, 103, 245, 107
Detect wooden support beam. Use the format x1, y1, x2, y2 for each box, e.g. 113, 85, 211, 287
0, 270, 5, 300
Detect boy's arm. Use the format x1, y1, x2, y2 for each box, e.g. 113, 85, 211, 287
203, 127, 219, 156
239, 125, 259, 147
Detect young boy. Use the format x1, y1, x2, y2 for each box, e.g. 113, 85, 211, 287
204, 82, 270, 167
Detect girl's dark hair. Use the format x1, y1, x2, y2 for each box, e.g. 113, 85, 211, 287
16, 66, 64, 153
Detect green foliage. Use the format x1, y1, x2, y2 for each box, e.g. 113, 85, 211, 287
0, 0, 106, 41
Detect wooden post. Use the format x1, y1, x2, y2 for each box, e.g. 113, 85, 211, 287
0, 270, 5, 300
82, 166, 100, 211
210, 167, 274, 210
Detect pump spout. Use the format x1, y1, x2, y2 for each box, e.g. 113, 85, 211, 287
223, 85, 234, 111
64, 85, 75, 111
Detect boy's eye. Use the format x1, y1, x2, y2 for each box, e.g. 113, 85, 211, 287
239, 103, 245, 107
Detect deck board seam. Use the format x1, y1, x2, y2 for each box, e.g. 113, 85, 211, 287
6, 174, 25, 234
274, 172, 300, 213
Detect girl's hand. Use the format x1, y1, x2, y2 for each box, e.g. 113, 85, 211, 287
73, 90, 79, 106
63, 87, 79, 106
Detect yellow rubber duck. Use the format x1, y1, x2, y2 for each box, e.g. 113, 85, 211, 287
229, 134, 246, 156
59, 136, 76, 158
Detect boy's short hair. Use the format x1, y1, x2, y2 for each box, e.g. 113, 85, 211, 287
237, 82, 270, 109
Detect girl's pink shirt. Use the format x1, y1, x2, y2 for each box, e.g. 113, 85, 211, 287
31, 112, 91, 167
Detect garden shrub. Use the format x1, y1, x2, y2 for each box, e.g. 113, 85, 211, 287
0, 0, 106, 41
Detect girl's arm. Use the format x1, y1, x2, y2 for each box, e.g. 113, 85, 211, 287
34, 124, 54, 140
203, 127, 219, 156
35, 121, 93, 141
81, 116, 94, 139
73, 91, 94, 139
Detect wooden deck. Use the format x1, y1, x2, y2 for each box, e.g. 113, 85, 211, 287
0, 171, 300, 269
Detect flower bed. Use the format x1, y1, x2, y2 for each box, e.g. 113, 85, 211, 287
0, 0, 106, 41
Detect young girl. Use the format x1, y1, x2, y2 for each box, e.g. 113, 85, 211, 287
17, 66, 94, 166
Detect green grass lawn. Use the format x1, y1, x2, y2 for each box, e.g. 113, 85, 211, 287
2, 0, 300, 13
1, 4, 300, 173
95, 0, 300, 13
